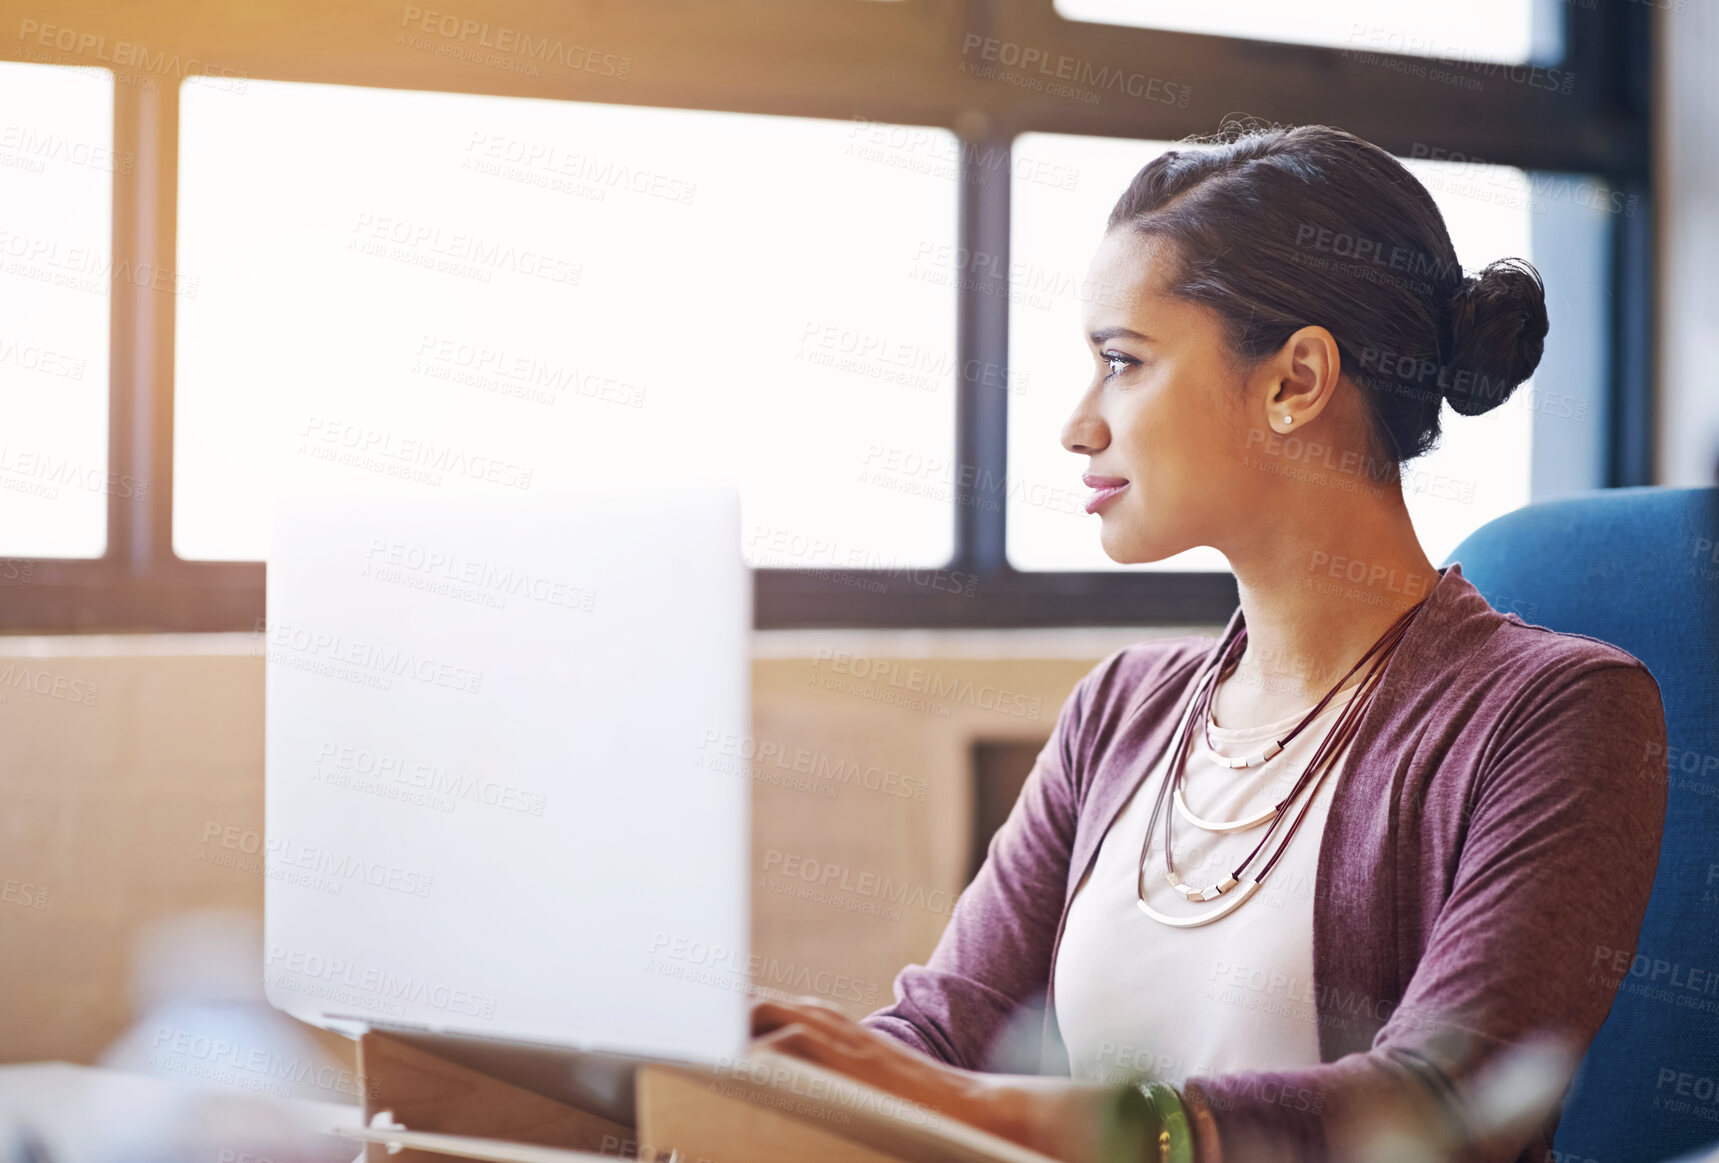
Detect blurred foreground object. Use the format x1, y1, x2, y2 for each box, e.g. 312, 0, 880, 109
0, 1061, 359, 1163
0, 909, 362, 1163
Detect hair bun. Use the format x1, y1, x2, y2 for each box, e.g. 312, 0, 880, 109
1441, 257, 1549, 416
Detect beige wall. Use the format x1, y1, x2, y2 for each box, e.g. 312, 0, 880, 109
0, 627, 1206, 1069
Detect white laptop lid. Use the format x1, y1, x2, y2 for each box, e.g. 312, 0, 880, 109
261, 485, 749, 1064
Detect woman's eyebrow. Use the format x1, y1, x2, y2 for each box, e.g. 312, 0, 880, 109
1088, 326, 1152, 345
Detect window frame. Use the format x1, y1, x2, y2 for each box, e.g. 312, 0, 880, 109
0, 0, 1655, 630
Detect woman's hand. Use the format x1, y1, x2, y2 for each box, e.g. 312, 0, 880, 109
748, 998, 1148, 1163
750, 997, 986, 1124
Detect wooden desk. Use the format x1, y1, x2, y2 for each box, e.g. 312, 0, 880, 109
352, 1031, 1064, 1163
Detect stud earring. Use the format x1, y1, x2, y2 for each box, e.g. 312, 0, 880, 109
1283, 415, 1293, 426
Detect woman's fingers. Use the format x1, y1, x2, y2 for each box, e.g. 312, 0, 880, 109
746, 1012, 986, 1133
750, 999, 807, 1035
750, 997, 856, 1039
750, 1022, 853, 1071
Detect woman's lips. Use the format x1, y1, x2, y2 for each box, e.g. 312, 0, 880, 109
1081, 474, 1130, 514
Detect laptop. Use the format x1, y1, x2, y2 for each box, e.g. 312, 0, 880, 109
261, 484, 751, 1104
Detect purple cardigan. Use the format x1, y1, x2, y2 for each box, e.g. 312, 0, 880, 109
861, 563, 1667, 1163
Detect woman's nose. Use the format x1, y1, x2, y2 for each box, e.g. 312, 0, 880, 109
1061, 390, 1108, 456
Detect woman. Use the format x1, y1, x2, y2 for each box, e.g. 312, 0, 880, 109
749, 123, 1668, 1163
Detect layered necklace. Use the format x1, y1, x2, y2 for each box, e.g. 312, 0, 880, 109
1134, 597, 1428, 928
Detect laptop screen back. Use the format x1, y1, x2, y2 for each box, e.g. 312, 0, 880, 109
262, 486, 749, 1063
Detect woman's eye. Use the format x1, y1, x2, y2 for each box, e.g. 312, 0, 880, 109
1103, 352, 1134, 379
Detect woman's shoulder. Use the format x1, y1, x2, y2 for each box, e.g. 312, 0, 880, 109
1462, 601, 1662, 707
1410, 565, 1663, 710
1414, 588, 1668, 778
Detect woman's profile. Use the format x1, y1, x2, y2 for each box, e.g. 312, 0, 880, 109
749, 122, 1668, 1163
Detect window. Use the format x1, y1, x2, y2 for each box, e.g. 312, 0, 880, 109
0, 61, 114, 558
1052, 0, 1546, 64
175, 82, 957, 568
1, 0, 1654, 629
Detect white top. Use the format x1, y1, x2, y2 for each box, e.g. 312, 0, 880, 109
1051, 671, 1365, 1086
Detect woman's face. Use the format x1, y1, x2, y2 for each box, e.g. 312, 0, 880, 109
1061, 227, 1262, 565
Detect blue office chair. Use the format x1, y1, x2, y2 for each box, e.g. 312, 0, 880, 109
1444, 485, 1719, 1163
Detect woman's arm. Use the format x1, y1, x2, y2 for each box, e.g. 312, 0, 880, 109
857, 655, 1107, 1070
754, 998, 1157, 1163
762, 657, 1668, 1163
1176, 658, 1670, 1163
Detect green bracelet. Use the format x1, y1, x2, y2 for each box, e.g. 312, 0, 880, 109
1138, 1080, 1194, 1163
1096, 1082, 1160, 1163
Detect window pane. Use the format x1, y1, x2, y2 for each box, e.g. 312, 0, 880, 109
1053, 0, 1541, 65
0, 61, 113, 558
175, 84, 957, 567
1007, 131, 1578, 573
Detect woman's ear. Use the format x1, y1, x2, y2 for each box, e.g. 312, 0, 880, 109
1264, 325, 1342, 429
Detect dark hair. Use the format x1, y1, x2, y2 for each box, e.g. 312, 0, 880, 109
1105, 121, 1548, 464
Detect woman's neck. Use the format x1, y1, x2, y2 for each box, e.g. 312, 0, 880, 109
1210, 498, 1441, 729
